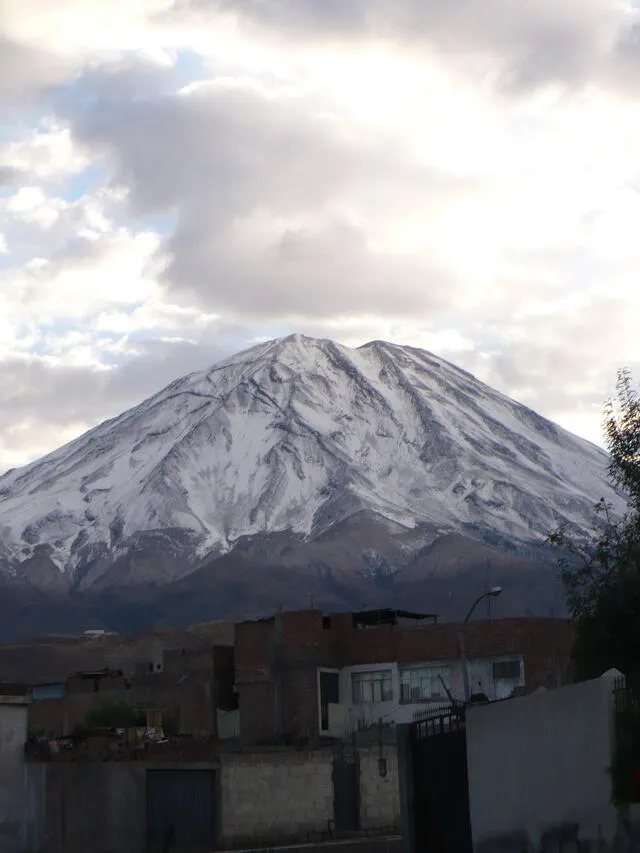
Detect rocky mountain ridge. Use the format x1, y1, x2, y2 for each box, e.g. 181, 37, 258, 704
0, 334, 622, 637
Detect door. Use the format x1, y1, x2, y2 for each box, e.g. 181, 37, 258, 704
147, 769, 216, 853
333, 752, 360, 832
410, 715, 472, 853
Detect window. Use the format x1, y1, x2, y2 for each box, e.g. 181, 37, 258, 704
400, 666, 450, 703
351, 670, 393, 704
492, 660, 522, 681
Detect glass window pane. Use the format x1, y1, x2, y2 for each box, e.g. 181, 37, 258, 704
351, 670, 393, 704
399, 666, 450, 702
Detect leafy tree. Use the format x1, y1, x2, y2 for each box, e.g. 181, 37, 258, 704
604, 370, 640, 511
84, 700, 146, 730
550, 370, 640, 681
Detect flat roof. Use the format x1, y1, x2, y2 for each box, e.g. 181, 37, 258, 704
351, 608, 439, 626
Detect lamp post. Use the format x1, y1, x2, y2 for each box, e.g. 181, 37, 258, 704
458, 586, 502, 705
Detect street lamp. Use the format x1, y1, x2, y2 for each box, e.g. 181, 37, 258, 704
458, 586, 502, 705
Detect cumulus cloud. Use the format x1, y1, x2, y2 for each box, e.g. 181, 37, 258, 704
0, 38, 75, 110
62, 76, 476, 319
175, 0, 640, 96
2, 0, 640, 469
0, 324, 258, 470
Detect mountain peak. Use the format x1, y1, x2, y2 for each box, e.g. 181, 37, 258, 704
0, 336, 623, 597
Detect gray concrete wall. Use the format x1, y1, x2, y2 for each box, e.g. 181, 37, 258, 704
44, 762, 146, 853
32, 746, 402, 852
0, 701, 31, 853
359, 746, 401, 831
466, 670, 621, 853
24, 763, 46, 853
220, 750, 335, 845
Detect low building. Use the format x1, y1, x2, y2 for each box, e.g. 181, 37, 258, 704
0, 688, 38, 853
28, 644, 237, 739
235, 608, 574, 744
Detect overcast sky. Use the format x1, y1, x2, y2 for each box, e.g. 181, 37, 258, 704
2, 0, 640, 471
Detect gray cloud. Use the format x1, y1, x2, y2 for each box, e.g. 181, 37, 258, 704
172, 0, 638, 95
0, 329, 252, 472
0, 38, 74, 111
459, 293, 640, 429
0, 166, 22, 187
63, 76, 473, 319
171, 0, 371, 38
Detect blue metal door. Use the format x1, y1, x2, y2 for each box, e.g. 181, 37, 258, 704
147, 769, 216, 852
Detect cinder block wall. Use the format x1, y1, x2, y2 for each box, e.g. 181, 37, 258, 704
359, 746, 401, 830
220, 750, 335, 845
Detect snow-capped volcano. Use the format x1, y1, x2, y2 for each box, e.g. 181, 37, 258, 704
0, 335, 623, 594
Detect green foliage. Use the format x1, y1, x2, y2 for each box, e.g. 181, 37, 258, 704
604, 370, 640, 512
549, 370, 640, 803
550, 369, 640, 681
163, 711, 180, 736
84, 700, 146, 730
71, 723, 88, 739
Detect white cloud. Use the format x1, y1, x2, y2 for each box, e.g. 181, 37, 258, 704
0, 122, 89, 182
2, 0, 640, 470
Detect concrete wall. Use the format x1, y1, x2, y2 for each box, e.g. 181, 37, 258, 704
466, 670, 621, 853
359, 746, 402, 831
220, 750, 335, 845
44, 762, 146, 853
0, 700, 31, 853
24, 763, 46, 853
26, 743, 402, 852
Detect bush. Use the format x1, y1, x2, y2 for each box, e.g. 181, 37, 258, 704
84, 700, 146, 730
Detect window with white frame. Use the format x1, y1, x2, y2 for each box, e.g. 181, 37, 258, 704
351, 669, 393, 704
400, 666, 450, 703
492, 659, 522, 681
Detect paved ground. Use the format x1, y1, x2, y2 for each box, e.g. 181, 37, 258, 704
216, 834, 405, 853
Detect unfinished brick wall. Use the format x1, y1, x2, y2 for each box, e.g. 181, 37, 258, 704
282, 668, 319, 741
236, 612, 331, 743
237, 681, 276, 744
220, 750, 334, 845
28, 644, 228, 737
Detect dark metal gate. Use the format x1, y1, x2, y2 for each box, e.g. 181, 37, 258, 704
410, 711, 472, 853
147, 769, 216, 853
333, 746, 360, 832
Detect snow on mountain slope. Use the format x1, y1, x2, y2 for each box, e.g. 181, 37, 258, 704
0, 334, 624, 587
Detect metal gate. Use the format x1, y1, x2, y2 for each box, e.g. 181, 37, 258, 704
333, 747, 360, 832
147, 769, 216, 853
410, 711, 472, 853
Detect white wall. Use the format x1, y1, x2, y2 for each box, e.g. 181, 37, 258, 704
466, 670, 621, 851
0, 700, 30, 853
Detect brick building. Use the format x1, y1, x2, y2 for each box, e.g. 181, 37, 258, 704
28, 644, 236, 739
235, 608, 574, 744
